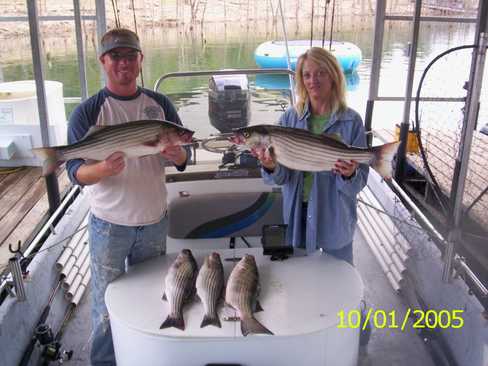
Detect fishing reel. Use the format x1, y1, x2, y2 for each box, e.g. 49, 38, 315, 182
35, 324, 73, 364
200, 134, 258, 169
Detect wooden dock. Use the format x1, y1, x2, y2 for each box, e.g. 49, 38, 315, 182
0, 166, 71, 272
375, 128, 488, 229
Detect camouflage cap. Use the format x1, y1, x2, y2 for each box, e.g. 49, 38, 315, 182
100, 28, 141, 56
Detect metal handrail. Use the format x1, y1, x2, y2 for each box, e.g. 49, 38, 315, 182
390, 179, 488, 298
0, 185, 81, 296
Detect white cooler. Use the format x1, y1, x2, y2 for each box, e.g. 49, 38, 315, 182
105, 247, 364, 366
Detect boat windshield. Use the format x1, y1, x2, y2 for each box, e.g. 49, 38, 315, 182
153, 69, 295, 164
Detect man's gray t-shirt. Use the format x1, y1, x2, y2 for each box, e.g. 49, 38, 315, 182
66, 87, 184, 226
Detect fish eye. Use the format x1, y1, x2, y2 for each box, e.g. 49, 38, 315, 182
243, 132, 250, 138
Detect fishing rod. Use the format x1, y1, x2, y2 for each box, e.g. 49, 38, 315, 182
19, 276, 64, 366
36, 302, 75, 366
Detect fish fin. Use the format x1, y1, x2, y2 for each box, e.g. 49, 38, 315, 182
324, 132, 344, 143
370, 141, 400, 179
200, 314, 222, 328
241, 316, 273, 336
31, 147, 62, 176
254, 300, 264, 313
160, 315, 185, 331
84, 125, 104, 138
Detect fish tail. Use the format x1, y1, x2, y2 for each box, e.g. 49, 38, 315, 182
31, 147, 61, 176
200, 313, 222, 328
241, 316, 273, 336
160, 314, 185, 331
370, 141, 400, 179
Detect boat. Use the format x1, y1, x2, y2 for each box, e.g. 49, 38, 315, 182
254, 40, 362, 73
0, 1, 487, 366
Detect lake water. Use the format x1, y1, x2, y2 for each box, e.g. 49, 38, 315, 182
0, 19, 486, 140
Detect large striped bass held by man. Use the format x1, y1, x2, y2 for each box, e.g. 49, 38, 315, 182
196, 252, 225, 328
225, 254, 273, 336
231, 124, 399, 179
31, 119, 194, 176
161, 249, 198, 331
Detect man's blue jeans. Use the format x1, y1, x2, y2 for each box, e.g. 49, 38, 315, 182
88, 214, 168, 366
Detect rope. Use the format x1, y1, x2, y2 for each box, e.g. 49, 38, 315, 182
310, 0, 314, 48
321, 0, 330, 48
0, 224, 88, 276
111, 0, 121, 28
130, 0, 144, 87
357, 198, 426, 232
328, 0, 336, 50
0, 167, 24, 175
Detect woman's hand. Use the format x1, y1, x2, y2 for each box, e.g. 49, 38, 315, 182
333, 159, 358, 179
161, 145, 187, 166
251, 146, 276, 171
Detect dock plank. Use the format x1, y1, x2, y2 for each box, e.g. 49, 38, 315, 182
0, 170, 71, 267
0, 167, 30, 200
0, 168, 42, 222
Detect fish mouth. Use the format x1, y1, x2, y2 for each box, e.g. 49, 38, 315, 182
229, 133, 246, 145
179, 132, 195, 144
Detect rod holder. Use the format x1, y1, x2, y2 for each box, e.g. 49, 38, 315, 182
8, 257, 26, 301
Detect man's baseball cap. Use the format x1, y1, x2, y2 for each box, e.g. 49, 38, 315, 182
100, 28, 141, 56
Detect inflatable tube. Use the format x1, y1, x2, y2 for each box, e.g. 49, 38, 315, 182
255, 40, 362, 73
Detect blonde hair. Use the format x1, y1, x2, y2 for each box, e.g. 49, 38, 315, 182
294, 47, 347, 115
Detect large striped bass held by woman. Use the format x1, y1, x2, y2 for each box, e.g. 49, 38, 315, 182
225, 254, 273, 336
232, 124, 399, 179
161, 249, 198, 331
31, 119, 194, 176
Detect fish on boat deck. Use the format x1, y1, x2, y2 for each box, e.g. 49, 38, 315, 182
161, 249, 198, 331
231, 124, 400, 179
31, 119, 194, 176
225, 254, 273, 336
196, 252, 225, 328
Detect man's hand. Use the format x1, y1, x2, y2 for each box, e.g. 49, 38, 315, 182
98, 151, 126, 177
251, 146, 276, 171
333, 159, 358, 178
75, 151, 125, 185
161, 145, 187, 166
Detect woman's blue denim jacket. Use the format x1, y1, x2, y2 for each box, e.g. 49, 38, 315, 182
261, 103, 368, 252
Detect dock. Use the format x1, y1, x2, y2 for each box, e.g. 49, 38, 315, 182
0, 166, 71, 272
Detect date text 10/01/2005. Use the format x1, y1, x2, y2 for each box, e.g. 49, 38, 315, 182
337, 309, 464, 331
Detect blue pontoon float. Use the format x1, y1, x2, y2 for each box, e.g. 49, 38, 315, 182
254, 40, 362, 73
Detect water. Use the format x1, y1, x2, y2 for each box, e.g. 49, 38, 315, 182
0, 19, 485, 139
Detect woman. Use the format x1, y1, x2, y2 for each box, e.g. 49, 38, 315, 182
254, 47, 368, 265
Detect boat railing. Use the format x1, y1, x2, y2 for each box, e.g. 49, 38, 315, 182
153, 68, 296, 105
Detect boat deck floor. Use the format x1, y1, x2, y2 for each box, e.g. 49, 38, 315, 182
0, 166, 70, 272
60, 231, 436, 366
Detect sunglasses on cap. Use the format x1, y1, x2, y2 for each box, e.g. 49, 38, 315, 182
107, 50, 140, 62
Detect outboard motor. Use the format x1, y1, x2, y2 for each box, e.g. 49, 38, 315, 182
208, 74, 250, 133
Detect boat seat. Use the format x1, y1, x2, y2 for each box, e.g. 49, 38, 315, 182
168, 191, 283, 239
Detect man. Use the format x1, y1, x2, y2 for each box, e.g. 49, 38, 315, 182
66, 28, 189, 365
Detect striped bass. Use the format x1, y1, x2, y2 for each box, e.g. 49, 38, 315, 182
196, 252, 225, 328
161, 249, 198, 331
225, 254, 273, 336
232, 124, 399, 179
31, 119, 194, 176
